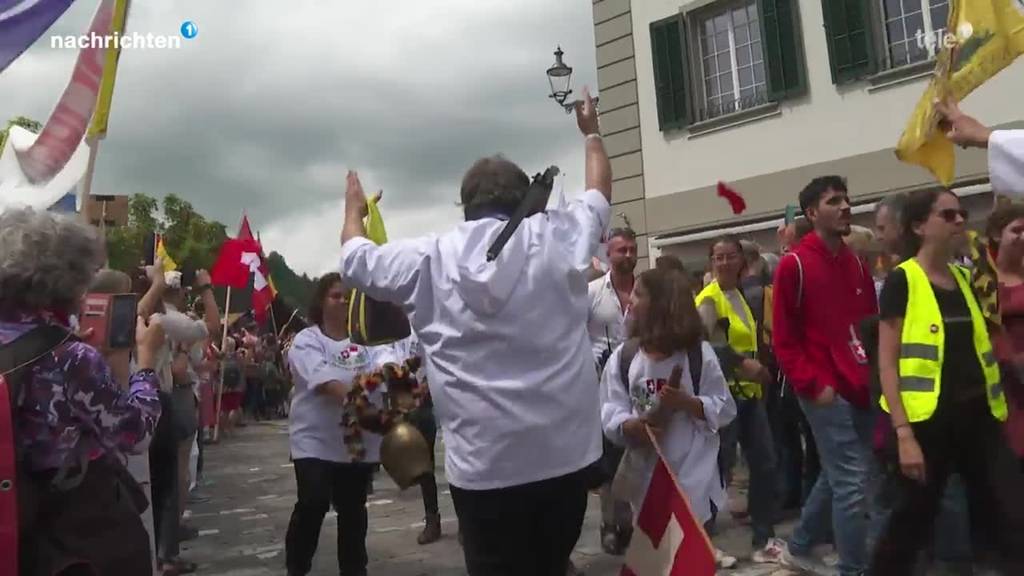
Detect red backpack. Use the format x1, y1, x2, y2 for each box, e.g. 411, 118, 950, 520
1, 326, 70, 576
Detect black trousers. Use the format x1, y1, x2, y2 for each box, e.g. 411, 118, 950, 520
768, 375, 820, 508
872, 396, 1024, 575
285, 458, 373, 576
150, 390, 180, 560
451, 467, 589, 576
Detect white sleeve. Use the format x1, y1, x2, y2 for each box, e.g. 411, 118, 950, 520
694, 341, 737, 433
548, 189, 612, 273
287, 332, 336, 392
600, 344, 635, 447
158, 310, 209, 345
989, 130, 1024, 199
339, 236, 433, 310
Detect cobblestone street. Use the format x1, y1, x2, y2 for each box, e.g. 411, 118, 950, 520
180, 421, 799, 575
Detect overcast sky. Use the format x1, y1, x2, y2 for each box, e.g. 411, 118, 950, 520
1, 1, 598, 276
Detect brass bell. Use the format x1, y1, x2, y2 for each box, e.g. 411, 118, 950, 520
380, 421, 433, 490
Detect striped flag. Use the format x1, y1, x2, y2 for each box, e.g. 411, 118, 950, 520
87, 0, 130, 139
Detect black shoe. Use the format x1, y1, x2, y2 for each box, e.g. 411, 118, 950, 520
417, 514, 441, 545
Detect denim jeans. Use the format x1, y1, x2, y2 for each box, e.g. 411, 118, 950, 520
719, 395, 779, 547
790, 396, 877, 576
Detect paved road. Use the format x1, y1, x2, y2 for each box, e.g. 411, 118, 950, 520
181, 421, 799, 575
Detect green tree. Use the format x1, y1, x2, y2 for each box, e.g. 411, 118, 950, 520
0, 116, 43, 154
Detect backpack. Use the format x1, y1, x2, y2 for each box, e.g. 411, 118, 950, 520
618, 338, 704, 396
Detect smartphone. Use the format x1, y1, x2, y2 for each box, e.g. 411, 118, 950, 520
142, 233, 156, 266
80, 293, 137, 349
785, 204, 798, 226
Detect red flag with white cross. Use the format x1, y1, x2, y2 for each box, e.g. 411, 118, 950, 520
620, 448, 716, 576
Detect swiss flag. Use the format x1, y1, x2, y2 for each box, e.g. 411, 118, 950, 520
621, 451, 716, 576
210, 237, 262, 289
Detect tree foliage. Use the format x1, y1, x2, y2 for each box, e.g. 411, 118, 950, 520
0, 116, 43, 153
104, 194, 313, 317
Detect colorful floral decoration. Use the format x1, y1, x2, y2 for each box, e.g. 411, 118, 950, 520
340, 355, 427, 462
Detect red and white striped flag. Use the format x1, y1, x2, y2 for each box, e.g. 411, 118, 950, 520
621, 449, 716, 576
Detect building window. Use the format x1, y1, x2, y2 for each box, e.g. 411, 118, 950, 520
880, 0, 950, 68
695, 1, 770, 122
649, 0, 806, 132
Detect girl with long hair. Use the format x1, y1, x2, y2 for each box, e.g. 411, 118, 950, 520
600, 268, 736, 560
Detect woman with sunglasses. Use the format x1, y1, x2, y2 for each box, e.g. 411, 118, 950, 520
873, 189, 1024, 573
695, 235, 783, 564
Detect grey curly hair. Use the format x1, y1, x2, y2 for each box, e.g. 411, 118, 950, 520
0, 207, 105, 313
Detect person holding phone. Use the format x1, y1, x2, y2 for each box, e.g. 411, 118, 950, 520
0, 208, 166, 575
137, 263, 221, 574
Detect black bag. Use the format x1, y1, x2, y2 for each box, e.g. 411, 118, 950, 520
347, 289, 411, 346
2, 326, 152, 576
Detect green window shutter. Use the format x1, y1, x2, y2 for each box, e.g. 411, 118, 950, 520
650, 16, 690, 131
820, 0, 877, 84
759, 0, 807, 99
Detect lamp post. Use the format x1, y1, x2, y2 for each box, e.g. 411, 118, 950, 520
546, 46, 597, 114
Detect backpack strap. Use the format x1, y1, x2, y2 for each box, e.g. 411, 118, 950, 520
687, 344, 703, 396
1, 325, 73, 410
790, 252, 804, 308
618, 338, 640, 393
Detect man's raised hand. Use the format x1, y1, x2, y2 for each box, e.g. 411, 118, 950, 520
575, 87, 599, 137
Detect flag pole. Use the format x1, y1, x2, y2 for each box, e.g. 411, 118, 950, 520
213, 286, 232, 442
78, 137, 100, 224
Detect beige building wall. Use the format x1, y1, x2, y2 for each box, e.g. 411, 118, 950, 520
593, 0, 1024, 263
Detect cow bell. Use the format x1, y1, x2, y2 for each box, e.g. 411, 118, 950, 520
379, 421, 433, 490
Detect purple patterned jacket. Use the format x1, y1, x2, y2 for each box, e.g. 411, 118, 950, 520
1, 312, 162, 472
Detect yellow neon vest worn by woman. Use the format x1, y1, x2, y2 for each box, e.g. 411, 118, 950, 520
880, 259, 1007, 423
695, 281, 761, 399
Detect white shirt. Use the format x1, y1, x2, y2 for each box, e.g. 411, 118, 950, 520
340, 189, 610, 490
990, 129, 1024, 199
287, 326, 384, 463
588, 272, 629, 367
600, 342, 736, 523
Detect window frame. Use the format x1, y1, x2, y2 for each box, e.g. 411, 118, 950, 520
870, 0, 952, 73
686, 0, 774, 125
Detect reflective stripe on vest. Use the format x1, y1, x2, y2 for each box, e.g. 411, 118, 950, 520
696, 281, 761, 399
880, 259, 1007, 423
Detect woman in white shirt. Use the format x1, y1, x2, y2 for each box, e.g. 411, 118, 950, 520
285, 273, 381, 576
601, 267, 737, 536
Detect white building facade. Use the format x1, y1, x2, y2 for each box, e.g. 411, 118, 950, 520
592, 0, 1024, 270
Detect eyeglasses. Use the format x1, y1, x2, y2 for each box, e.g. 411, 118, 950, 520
937, 208, 969, 223
711, 253, 740, 263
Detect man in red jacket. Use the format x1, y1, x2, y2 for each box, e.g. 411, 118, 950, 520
772, 176, 878, 576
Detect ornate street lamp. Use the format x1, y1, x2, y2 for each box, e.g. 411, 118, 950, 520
545, 46, 599, 114
546, 46, 575, 114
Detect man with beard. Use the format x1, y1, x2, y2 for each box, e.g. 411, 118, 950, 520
772, 176, 879, 576
586, 227, 637, 555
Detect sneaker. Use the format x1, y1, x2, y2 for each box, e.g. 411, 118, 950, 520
751, 538, 785, 564
781, 545, 838, 576
714, 549, 738, 569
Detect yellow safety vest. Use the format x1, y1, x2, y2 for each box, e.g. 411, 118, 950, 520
695, 281, 761, 399
880, 259, 1007, 423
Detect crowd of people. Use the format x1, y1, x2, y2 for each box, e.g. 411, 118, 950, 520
2, 88, 1024, 576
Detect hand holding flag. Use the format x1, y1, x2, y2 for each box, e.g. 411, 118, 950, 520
934, 97, 994, 149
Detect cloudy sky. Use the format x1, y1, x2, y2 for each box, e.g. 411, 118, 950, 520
1, 0, 598, 276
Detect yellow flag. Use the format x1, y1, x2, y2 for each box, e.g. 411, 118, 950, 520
895, 0, 1024, 184
156, 237, 178, 271
87, 0, 131, 139
364, 196, 388, 245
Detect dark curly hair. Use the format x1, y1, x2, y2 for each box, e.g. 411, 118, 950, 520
308, 273, 344, 328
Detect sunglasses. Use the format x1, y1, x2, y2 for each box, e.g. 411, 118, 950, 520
937, 208, 969, 223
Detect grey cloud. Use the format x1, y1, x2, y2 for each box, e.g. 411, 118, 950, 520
1, 1, 599, 274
